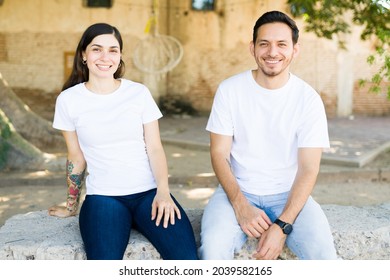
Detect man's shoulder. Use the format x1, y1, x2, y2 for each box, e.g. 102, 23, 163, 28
220, 70, 251, 86
289, 74, 320, 96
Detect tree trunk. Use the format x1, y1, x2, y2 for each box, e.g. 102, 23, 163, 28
0, 109, 63, 171
0, 74, 65, 152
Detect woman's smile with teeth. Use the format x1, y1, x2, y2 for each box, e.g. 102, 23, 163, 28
97, 64, 111, 69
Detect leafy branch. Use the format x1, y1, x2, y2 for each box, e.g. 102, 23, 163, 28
287, 0, 390, 98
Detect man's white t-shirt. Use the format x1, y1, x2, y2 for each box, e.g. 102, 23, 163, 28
53, 79, 162, 196
206, 70, 330, 195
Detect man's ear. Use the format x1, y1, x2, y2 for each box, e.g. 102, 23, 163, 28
249, 41, 255, 57
293, 42, 300, 59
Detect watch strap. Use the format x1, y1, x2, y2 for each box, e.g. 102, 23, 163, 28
274, 218, 293, 234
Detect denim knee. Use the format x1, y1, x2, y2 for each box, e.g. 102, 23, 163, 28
79, 195, 132, 260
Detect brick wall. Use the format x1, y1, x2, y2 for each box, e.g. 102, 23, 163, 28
0, 32, 144, 95
353, 82, 390, 116
320, 92, 338, 119
0, 0, 388, 117
0, 33, 7, 62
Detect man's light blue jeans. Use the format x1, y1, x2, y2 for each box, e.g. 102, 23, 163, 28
199, 186, 338, 260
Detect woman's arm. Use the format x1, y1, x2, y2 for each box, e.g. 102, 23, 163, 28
48, 130, 86, 217
144, 120, 181, 228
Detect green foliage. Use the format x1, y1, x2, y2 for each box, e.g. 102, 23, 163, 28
288, 0, 390, 98
0, 115, 11, 169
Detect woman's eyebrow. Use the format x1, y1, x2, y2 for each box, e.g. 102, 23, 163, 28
90, 44, 119, 49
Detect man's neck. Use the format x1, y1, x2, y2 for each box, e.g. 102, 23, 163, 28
252, 69, 290, 90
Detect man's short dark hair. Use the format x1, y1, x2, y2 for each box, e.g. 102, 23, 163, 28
253, 11, 299, 44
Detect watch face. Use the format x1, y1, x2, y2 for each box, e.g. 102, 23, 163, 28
283, 224, 293, 234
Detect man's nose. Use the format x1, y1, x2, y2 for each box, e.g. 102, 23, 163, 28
268, 44, 278, 56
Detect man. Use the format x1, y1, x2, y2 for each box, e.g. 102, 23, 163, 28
199, 10, 337, 260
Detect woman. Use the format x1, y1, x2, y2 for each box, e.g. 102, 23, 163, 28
48, 23, 198, 260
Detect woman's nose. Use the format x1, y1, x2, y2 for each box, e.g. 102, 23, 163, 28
100, 50, 110, 59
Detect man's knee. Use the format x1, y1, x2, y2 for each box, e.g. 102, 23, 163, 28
199, 236, 235, 260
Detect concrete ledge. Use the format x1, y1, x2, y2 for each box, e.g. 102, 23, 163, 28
321, 142, 390, 168
1, 204, 390, 260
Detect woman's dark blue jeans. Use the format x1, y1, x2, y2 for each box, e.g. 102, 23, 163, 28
79, 189, 198, 260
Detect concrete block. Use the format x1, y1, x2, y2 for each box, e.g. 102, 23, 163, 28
1, 204, 389, 260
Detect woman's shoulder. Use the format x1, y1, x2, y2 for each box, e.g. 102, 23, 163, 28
120, 79, 151, 95
120, 78, 147, 89
60, 82, 84, 95
56, 83, 85, 103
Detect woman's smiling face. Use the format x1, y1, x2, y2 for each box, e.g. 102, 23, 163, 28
83, 34, 121, 79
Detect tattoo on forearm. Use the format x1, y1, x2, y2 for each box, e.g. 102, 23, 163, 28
66, 160, 85, 212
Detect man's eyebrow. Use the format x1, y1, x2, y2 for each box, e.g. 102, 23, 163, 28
258, 39, 289, 42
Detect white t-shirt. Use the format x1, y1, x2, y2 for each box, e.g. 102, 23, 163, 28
53, 79, 162, 196
206, 70, 330, 195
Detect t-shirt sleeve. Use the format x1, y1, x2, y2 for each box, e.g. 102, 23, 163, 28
206, 85, 234, 136
52, 93, 75, 131
142, 87, 163, 124
297, 94, 330, 148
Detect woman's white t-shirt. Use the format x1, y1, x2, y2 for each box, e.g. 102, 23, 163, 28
206, 70, 330, 195
53, 79, 162, 196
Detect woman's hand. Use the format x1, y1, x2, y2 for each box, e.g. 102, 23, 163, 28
48, 205, 77, 218
151, 190, 181, 228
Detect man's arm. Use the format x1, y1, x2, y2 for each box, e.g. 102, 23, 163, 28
254, 147, 323, 259
278, 147, 322, 223
210, 132, 271, 238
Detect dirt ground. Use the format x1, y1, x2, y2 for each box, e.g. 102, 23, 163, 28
0, 90, 389, 227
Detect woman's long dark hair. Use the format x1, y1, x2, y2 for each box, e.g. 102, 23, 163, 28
62, 23, 125, 91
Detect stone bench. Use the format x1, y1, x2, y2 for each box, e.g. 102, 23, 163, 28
1, 204, 389, 260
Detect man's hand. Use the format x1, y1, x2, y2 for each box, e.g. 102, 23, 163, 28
253, 224, 287, 260
235, 202, 272, 238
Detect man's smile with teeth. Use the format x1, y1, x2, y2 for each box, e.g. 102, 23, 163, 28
265, 59, 280, 64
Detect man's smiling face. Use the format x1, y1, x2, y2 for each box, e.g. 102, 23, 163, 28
250, 22, 299, 78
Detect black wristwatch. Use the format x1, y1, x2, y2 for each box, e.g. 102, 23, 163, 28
274, 218, 293, 235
